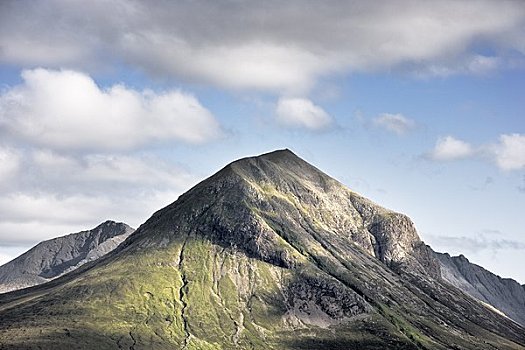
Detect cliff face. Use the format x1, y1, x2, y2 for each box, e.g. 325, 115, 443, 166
0, 150, 523, 350
436, 252, 525, 325
0, 220, 134, 293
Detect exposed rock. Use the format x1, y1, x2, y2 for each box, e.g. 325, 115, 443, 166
0, 220, 134, 293
436, 252, 525, 325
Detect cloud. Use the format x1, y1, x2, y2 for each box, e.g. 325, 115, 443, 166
276, 97, 332, 130
0, 148, 198, 246
411, 55, 503, 78
372, 113, 415, 135
0, 147, 19, 184
426, 133, 525, 171
27, 150, 195, 195
428, 234, 525, 254
490, 133, 525, 171
1, 1, 524, 92
0, 190, 181, 246
428, 136, 475, 161
0, 69, 222, 151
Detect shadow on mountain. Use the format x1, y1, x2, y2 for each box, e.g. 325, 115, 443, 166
284, 338, 417, 350
0, 327, 135, 350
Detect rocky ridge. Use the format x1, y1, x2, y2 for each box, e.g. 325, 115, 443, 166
436, 252, 525, 326
0, 220, 134, 293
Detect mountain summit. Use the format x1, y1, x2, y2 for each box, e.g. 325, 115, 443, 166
0, 150, 524, 349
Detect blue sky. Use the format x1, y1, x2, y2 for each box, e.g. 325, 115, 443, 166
0, 0, 524, 282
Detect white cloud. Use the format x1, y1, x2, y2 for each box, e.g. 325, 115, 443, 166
427, 133, 525, 171
372, 113, 415, 135
491, 133, 525, 171
0, 190, 181, 245
0, 147, 20, 183
276, 97, 332, 130
0, 69, 222, 151
429, 136, 475, 161
0, 148, 199, 246
1, 1, 524, 92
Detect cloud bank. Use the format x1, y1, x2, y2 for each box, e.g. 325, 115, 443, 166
0, 69, 222, 151
0, 149, 197, 246
1, 0, 524, 92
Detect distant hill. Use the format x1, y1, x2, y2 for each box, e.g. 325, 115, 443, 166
436, 252, 525, 325
0, 220, 134, 293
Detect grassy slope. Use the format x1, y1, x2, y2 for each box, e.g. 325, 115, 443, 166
0, 231, 425, 350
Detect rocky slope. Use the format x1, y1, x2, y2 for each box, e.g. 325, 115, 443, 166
436, 252, 525, 326
0, 220, 134, 293
0, 149, 523, 349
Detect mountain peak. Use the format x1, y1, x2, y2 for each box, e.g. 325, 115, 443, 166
132, 149, 430, 275
259, 148, 296, 157
255, 148, 298, 161
97, 220, 131, 229
1, 151, 524, 349
229, 148, 306, 173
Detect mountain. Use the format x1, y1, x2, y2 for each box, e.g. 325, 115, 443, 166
0, 220, 134, 293
0, 149, 524, 349
436, 252, 525, 326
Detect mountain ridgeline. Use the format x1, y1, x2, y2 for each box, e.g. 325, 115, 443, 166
0, 149, 524, 349
436, 252, 525, 326
0, 221, 134, 293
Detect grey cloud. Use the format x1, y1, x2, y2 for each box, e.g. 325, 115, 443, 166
427, 234, 525, 254
0, 190, 180, 246
0, 148, 200, 246
1, 0, 524, 92
372, 113, 415, 135
0, 148, 198, 200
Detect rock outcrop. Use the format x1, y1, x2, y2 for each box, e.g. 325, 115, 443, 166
0, 220, 134, 293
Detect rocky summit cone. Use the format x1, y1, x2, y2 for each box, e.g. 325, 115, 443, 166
0, 149, 524, 349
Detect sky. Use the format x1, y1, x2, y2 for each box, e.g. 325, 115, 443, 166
0, 0, 524, 282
